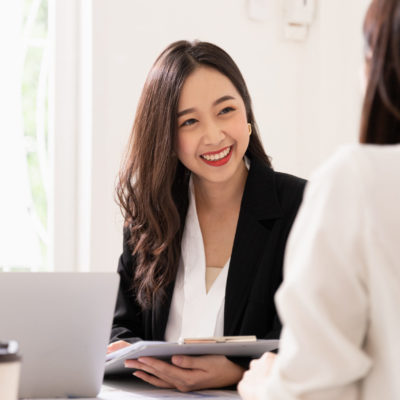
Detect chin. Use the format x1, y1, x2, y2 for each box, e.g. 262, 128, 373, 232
197, 165, 241, 185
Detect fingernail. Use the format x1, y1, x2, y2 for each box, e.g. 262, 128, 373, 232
173, 356, 182, 365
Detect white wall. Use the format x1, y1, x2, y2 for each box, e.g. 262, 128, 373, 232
82, 0, 370, 271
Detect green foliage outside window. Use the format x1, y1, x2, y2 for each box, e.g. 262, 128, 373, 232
22, 0, 49, 270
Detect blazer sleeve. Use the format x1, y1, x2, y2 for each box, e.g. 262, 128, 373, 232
110, 228, 145, 344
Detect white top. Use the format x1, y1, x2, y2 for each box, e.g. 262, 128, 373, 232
164, 179, 230, 342
256, 144, 400, 400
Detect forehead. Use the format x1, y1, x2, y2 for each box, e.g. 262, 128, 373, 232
178, 66, 242, 108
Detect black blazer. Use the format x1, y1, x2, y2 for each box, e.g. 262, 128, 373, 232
110, 158, 306, 344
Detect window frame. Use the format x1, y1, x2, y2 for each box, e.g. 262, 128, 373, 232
49, 0, 92, 272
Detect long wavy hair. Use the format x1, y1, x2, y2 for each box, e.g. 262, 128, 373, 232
117, 40, 271, 309
360, 0, 400, 144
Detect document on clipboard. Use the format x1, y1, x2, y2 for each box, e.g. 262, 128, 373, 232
105, 336, 279, 375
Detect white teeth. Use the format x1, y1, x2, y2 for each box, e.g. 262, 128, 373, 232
202, 147, 231, 161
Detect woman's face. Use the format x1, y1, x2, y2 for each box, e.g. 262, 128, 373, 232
176, 66, 250, 186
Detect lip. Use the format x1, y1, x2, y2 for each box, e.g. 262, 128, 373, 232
200, 145, 233, 167
201, 146, 231, 157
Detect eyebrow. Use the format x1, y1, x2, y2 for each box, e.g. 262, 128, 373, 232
177, 95, 236, 118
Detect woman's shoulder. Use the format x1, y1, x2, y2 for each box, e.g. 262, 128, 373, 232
307, 144, 400, 218
309, 144, 361, 184
246, 157, 306, 215
249, 156, 306, 190
272, 170, 307, 193
308, 143, 400, 189
272, 170, 306, 215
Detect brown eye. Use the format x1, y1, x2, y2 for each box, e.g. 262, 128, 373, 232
180, 118, 197, 127
219, 107, 234, 115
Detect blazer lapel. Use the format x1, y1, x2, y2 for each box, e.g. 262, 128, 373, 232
224, 158, 282, 335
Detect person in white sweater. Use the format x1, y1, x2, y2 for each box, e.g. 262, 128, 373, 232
238, 0, 400, 399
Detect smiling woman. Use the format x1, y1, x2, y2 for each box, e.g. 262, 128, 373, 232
109, 40, 306, 392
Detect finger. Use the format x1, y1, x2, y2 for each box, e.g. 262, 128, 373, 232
126, 360, 183, 390
237, 378, 251, 399
171, 354, 222, 371
261, 351, 276, 361
248, 352, 268, 366
249, 352, 274, 369
249, 359, 258, 369
263, 352, 277, 375
241, 369, 253, 382
248, 357, 276, 382
237, 377, 245, 393
108, 340, 130, 349
107, 340, 130, 354
125, 359, 145, 369
171, 355, 198, 370
249, 357, 265, 370
127, 359, 160, 377
138, 357, 192, 383
238, 371, 259, 400
125, 357, 181, 383
133, 371, 175, 389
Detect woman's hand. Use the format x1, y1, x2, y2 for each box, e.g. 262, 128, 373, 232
107, 340, 131, 354
124, 354, 245, 392
237, 352, 276, 400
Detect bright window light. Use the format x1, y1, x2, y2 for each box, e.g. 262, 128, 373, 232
0, 0, 51, 271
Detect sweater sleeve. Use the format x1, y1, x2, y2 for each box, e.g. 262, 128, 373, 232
257, 148, 372, 400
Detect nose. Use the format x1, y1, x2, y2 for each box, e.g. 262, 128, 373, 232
202, 120, 225, 146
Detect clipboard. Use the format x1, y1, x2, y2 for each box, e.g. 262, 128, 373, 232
105, 336, 279, 375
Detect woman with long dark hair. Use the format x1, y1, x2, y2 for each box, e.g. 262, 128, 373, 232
108, 40, 306, 391
239, 0, 400, 398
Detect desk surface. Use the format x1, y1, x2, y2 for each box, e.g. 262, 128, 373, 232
30, 376, 240, 399
100, 376, 240, 399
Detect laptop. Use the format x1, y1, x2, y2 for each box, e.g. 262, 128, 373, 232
0, 272, 119, 399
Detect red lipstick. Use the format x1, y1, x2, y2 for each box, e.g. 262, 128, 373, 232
200, 146, 233, 167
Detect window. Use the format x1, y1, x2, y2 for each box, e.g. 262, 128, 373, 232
0, 0, 51, 271
0, 0, 85, 272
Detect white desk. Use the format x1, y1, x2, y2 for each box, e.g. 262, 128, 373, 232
100, 376, 240, 399
30, 376, 240, 399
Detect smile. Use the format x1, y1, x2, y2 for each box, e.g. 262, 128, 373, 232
200, 146, 233, 166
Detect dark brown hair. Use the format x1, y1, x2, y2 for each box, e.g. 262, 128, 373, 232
116, 40, 271, 309
360, 0, 400, 144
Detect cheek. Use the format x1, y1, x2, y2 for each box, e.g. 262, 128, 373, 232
228, 117, 249, 145
176, 132, 196, 159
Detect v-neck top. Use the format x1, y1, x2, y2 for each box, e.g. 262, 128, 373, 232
164, 178, 230, 341
206, 267, 223, 293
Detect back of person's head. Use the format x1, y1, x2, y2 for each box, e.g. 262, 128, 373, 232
361, 0, 400, 144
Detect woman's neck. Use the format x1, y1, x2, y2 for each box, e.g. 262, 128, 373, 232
193, 160, 248, 213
